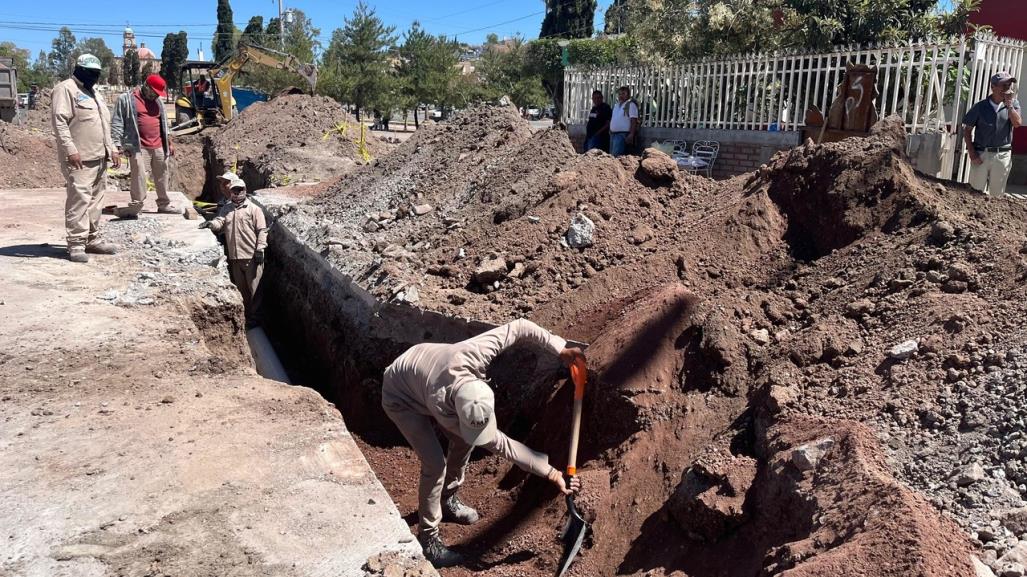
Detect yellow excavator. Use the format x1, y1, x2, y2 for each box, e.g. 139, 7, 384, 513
172, 43, 317, 135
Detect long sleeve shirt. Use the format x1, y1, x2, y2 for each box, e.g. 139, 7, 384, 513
51, 77, 114, 162
384, 319, 568, 477
208, 200, 268, 260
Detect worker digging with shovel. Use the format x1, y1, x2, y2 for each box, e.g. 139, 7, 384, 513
382, 319, 585, 568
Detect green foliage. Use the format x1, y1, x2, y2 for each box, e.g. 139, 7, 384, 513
214, 0, 236, 62
540, 0, 597, 39
238, 10, 320, 95
603, 0, 631, 35
48, 27, 76, 77
160, 32, 189, 92
476, 37, 548, 109
0, 42, 31, 91
240, 16, 265, 48
319, 1, 397, 120
123, 49, 140, 87
522, 35, 638, 116
397, 22, 460, 125
141, 61, 155, 78
72, 38, 116, 83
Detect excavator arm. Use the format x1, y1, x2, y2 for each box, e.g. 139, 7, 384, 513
212, 43, 319, 120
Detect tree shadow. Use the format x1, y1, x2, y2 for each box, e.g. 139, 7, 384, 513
0, 243, 68, 259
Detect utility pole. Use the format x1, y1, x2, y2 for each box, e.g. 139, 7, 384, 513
278, 0, 285, 49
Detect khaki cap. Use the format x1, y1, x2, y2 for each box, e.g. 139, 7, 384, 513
454, 381, 498, 447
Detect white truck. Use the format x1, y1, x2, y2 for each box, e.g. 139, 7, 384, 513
0, 57, 16, 123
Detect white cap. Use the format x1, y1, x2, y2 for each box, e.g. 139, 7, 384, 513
216, 171, 238, 181
455, 381, 498, 447
229, 177, 247, 190
76, 54, 102, 70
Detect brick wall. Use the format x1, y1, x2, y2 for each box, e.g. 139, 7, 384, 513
566, 125, 801, 179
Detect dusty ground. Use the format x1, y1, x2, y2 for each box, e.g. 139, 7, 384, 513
0, 188, 428, 577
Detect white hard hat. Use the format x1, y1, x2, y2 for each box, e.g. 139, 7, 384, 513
455, 381, 498, 447
76, 54, 102, 70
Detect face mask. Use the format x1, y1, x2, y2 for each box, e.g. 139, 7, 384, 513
141, 86, 158, 101
231, 191, 247, 205
73, 66, 101, 90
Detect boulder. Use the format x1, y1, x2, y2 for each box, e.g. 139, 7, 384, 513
791, 438, 835, 471
473, 256, 508, 285
668, 449, 757, 542
640, 148, 678, 181
565, 213, 596, 249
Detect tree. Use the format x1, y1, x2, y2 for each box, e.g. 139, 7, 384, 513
603, 0, 632, 35
397, 22, 460, 126
239, 9, 320, 94
71, 38, 116, 83
320, 1, 397, 121
30, 50, 53, 88
239, 16, 265, 48
48, 27, 76, 77
161, 31, 189, 92
214, 0, 236, 62
540, 0, 597, 39
141, 61, 155, 78
477, 37, 548, 110
123, 49, 141, 87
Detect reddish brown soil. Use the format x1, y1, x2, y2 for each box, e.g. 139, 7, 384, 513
286, 114, 1027, 576
0, 121, 63, 188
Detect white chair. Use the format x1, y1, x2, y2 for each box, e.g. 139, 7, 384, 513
690, 140, 720, 177
671, 140, 689, 158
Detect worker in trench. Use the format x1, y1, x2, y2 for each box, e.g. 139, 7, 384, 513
382, 319, 584, 568
51, 54, 120, 263
198, 177, 267, 328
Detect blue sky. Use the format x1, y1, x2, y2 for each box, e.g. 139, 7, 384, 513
0, 0, 616, 61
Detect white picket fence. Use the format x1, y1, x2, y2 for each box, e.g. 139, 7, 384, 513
564, 32, 1024, 181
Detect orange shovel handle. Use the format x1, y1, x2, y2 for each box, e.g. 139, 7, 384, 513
566, 358, 586, 477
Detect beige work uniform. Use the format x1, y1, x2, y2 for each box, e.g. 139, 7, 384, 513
51, 77, 114, 250
209, 200, 268, 324
382, 319, 567, 536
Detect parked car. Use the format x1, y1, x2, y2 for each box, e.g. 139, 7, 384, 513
527, 107, 542, 120
429, 108, 443, 120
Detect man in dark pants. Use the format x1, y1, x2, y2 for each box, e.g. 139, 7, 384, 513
962, 71, 1021, 196
584, 90, 612, 153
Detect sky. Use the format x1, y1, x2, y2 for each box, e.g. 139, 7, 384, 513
0, 0, 616, 61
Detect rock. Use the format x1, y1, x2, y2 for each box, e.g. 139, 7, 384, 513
640, 148, 678, 181
668, 449, 757, 541
629, 224, 655, 245
750, 329, 771, 346
473, 256, 508, 285
845, 299, 875, 318
565, 213, 596, 249
411, 203, 433, 216
509, 262, 526, 279
943, 280, 969, 293
1000, 563, 1026, 577
999, 542, 1027, 568
791, 437, 835, 471
948, 262, 974, 282
931, 220, 956, 244
888, 340, 919, 360
974, 556, 998, 577
395, 285, 419, 304
160, 396, 175, 404
1002, 508, 1027, 535
526, 215, 541, 224
955, 463, 987, 486
766, 383, 800, 413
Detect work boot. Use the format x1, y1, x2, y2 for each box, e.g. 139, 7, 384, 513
85, 241, 117, 255
442, 494, 480, 525
68, 247, 89, 263
417, 532, 464, 568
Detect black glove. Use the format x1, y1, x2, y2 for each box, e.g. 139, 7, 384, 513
253, 250, 265, 265
198, 220, 213, 229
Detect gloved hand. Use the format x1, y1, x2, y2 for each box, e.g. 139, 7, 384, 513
198, 220, 213, 229
253, 250, 265, 265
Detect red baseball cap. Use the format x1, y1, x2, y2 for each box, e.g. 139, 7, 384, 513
145, 74, 167, 97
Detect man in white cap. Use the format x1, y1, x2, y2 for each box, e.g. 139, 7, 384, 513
198, 177, 267, 328
963, 71, 1022, 196
381, 319, 584, 567
52, 54, 120, 263
111, 73, 178, 217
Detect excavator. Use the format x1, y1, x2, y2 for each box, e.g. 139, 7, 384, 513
172, 43, 317, 135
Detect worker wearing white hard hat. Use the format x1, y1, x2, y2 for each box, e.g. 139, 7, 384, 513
51, 53, 121, 263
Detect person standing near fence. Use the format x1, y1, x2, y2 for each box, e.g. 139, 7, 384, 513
584, 90, 612, 153
962, 72, 1021, 196
610, 86, 639, 157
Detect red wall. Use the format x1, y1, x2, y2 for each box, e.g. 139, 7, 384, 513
971, 0, 1027, 153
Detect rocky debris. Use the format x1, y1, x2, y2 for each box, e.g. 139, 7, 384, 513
0, 122, 64, 188
750, 328, 771, 346
668, 448, 756, 542
998, 544, 1027, 577
565, 213, 596, 249
931, 220, 957, 245
362, 551, 437, 577
1001, 508, 1027, 535
954, 463, 987, 487
975, 556, 999, 577
790, 437, 835, 471
888, 340, 919, 360
411, 203, 433, 217
639, 148, 678, 182
473, 256, 508, 285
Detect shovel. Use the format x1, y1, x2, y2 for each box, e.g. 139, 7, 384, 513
556, 357, 589, 577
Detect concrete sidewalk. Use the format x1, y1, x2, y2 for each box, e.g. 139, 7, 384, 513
0, 188, 429, 576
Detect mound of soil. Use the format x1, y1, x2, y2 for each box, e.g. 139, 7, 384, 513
283, 113, 1027, 576
204, 94, 383, 195
0, 122, 63, 188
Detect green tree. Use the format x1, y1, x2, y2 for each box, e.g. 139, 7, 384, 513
239, 16, 265, 47
239, 10, 320, 94
160, 31, 189, 93
72, 38, 116, 83
48, 27, 76, 77
30, 50, 53, 88
0, 42, 31, 90
397, 22, 460, 126
540, 0, 597, 39
603, 0, 632, 35
477, 37, 548, 109
320, 1, 397, 121
123, 49, 140, 87
214, 0, 236, 62
141, 61, 155, 78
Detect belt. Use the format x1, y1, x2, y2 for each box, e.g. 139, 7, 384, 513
610, 131, 629, 135
976, 146, 1011, 152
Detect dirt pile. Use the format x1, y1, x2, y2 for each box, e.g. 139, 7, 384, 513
281, 114, 1027, 576
205, 94, 383, 194
0, 121, 63, 188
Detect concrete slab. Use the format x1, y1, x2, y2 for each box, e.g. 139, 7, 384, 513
0, 186, 428, 576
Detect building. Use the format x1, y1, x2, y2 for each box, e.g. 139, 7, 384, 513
112, 27, 162, 85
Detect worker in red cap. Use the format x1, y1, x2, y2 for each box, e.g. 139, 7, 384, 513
111, 74, 179, 217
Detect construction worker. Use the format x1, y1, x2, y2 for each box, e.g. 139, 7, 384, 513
111, 74, 179, 217
198, 177, 267, 328
382, 319, 584, 568
51, 54, 120, 263
214, 171, 239, 214
610, 86, 639, 157
963, 71, 1022, 196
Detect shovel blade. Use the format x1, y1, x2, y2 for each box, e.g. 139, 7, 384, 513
556, 496, 589, 577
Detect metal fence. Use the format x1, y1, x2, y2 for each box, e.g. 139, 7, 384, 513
565, 33, 1023, 164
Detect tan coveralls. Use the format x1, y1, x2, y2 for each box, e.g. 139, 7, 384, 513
382, 319, 567, 536
51, 77, 115, 250
208, 200, 268, 325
